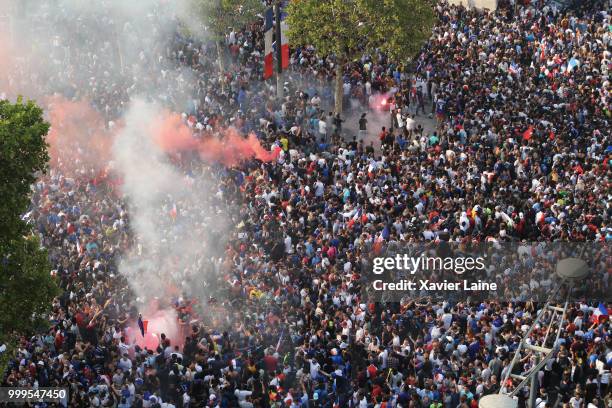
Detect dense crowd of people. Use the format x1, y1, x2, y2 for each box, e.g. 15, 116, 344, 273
1, 0, 611, 407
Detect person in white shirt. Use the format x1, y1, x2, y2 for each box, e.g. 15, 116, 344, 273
311, 94, 321, 107
308, 358, 321, 380
118, 338, 132, 356
343, 82, 351, 98
481, 363, 491, 382
441, 311, 453, 329
182, 391, 191, 408
118, 355, 132, 372
378, 347, 388, 369
568, 393, 583, 408
284, 235, 293, 254
318, 117, 327, 140
314, 179, 324, 197
405, 115, 416, 139
235, 389, 252, 402
396, 110, 404, 129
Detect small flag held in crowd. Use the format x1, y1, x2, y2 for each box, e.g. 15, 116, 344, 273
138, 314, 148, 337
523, 125, 534, 141
592, 303, 609, 324
275, 327, 285, 352
169, 203, 177, 220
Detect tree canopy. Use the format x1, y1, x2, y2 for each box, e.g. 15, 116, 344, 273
0, 98, 58, 342
286, 0, 436, 112
191, 0, 264, 83
193, 0, 264, 39
0, 98, 50, 243
287, 0, 435, 60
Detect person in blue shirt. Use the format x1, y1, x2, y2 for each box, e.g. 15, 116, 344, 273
397, 134, 407, 150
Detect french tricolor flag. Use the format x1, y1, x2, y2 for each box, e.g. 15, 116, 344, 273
137, 314, 148, 337
592, 303, 609, 324
280, 19, 289, 70
263, 7, 274, 79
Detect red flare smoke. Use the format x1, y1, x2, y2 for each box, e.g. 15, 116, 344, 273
21, 94, 278, 175
153, 112, 199, 151
126, 308, 183, 352
45, 96, 114, 175
152, 112, 281, 166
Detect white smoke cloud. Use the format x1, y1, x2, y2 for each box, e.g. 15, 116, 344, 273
112, 99, 230, 304
1, 0, 203, 108
2, 0, 232, 307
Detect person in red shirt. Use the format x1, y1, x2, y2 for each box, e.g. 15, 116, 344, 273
263, 348, 278, 373
379, 126, 388, 146
367, 361, 377, 379
54, 329, 64, 351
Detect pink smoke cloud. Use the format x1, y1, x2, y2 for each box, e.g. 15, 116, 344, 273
152, 112, 281, 166
43, 100, 278, 179
125, 307, 184, 352
45, 95, 115, 176
0, 26, 41, 100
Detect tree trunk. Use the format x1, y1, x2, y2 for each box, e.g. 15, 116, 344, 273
216, 38, 225, 94
334, 61, 344, 114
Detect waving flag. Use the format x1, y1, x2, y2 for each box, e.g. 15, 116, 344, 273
263, 8, 274, 79
280, 20, 289, 69
275, 327, 285, 352
138, 314, 147, 337
592, 303, 609, 324
373, 233, 384, 255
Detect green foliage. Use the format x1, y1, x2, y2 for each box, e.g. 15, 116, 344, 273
286, 0, 436, 62
286, 1, 363, 59
0, 236, 58, 336
361, 0, 437, 60
0, 97, 58, 343
193, 0, 265, 38
286, 0, 435, 113
0, 98, 49, 243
